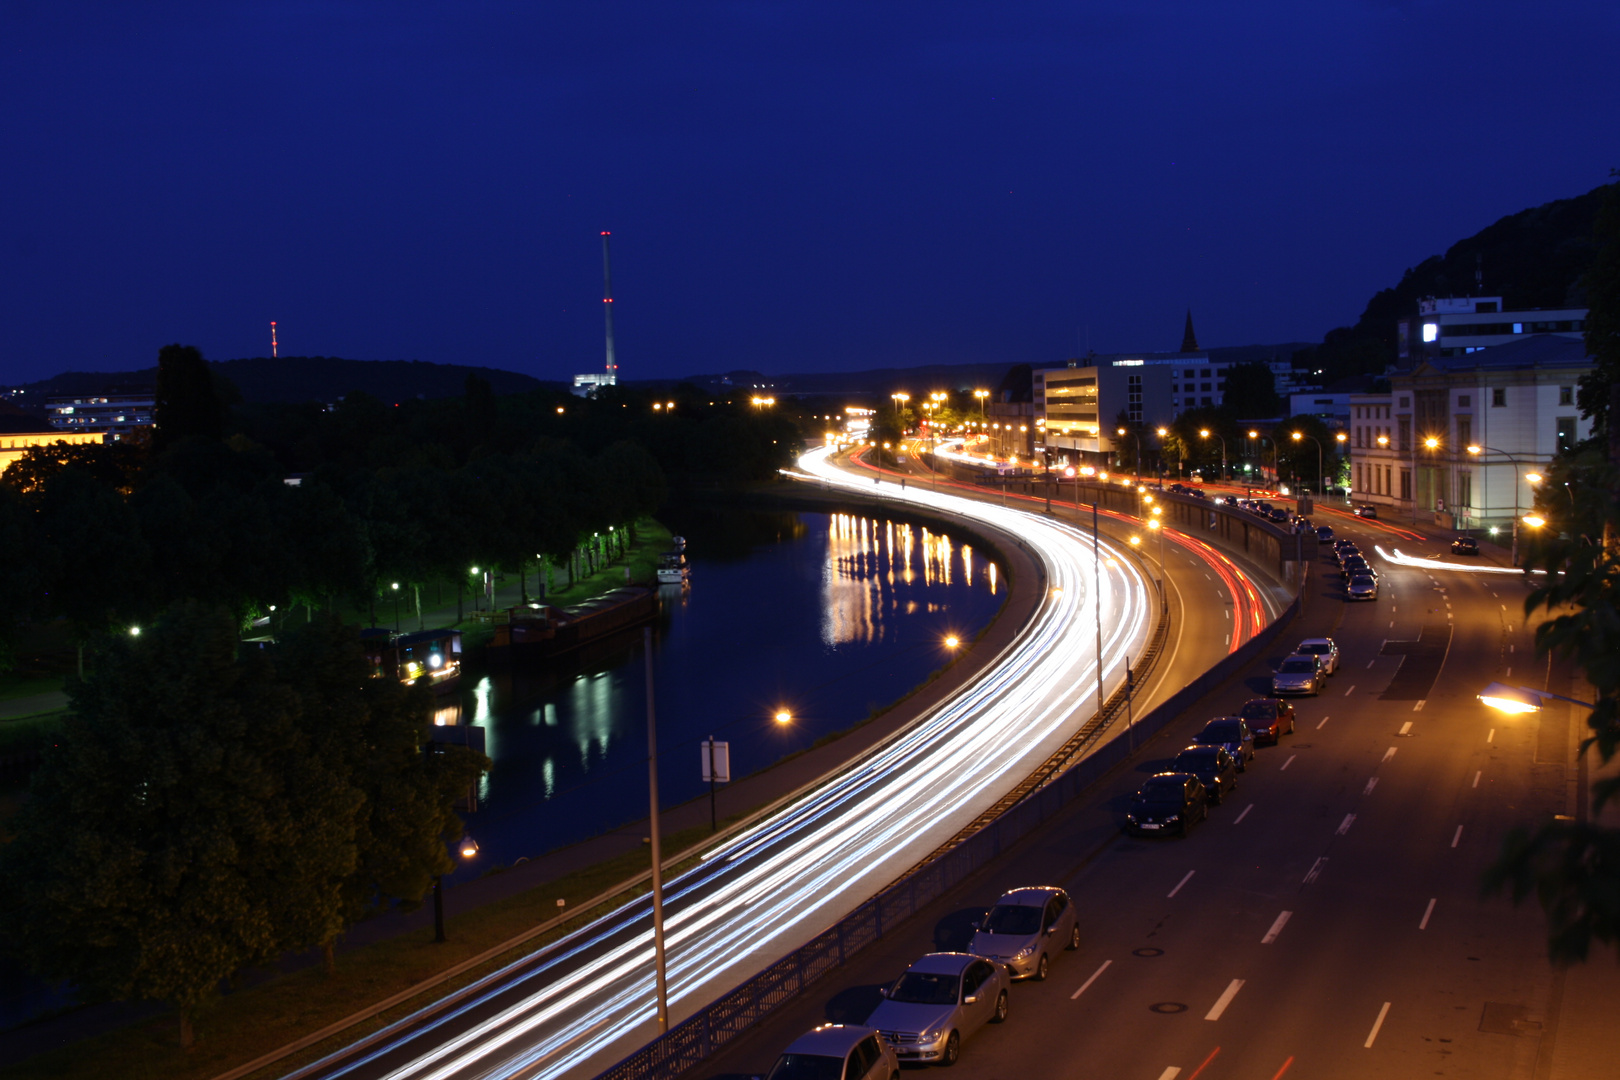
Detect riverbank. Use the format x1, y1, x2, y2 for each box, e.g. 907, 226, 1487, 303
0, 484, 1044, 1080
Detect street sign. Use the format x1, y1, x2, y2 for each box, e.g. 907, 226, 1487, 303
701, 739, 730, 783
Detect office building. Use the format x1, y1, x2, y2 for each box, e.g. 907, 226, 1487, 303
1397, 296, 1586, 362
47, 388, 154, 441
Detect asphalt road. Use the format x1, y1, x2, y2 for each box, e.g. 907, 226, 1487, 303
695, 516, 1568, 1080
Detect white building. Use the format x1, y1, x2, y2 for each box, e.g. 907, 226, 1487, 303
1397, 296, 1587, 362
1348, 334, 1593, 532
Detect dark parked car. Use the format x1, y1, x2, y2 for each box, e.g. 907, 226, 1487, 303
1340, 555, 1375, 579
1451, 536, 1479, 555
1238, 697, 1296, 745
1315, 524, 1334, 542
1354, 504, 1380, 518
1346, 573, 1379, 600
1171, 744, 1239, 804
1193, 717, 1256, 769
1126, 772, 1209, 836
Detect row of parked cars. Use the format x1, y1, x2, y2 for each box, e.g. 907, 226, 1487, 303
762, 887, 1087, 1076
1329, 536, 1380, 600
1124, 635, 1339, 837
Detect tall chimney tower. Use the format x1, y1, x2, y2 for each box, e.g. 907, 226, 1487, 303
601, 232, 617, 381
270, 321, 278, 359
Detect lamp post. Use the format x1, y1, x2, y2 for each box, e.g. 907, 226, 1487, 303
1290, 431, 1323, 501
1155, 427, 1169, 488
974, 388, 989, 426
432, 833, 480, 944
1198, 428, 1226, 484
1465, 444, 1533, 566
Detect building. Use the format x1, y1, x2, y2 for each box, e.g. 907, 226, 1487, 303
1397, 296, 1586, 363
1347, 334, 1593, 531
47, 388, 154, 441
0, 430, 106, 475
1034, 350, 1224, 463
571, 372, 616, 397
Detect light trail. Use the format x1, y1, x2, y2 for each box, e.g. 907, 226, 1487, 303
1375, 545, 1547, 575
300, 447, 1154, 1080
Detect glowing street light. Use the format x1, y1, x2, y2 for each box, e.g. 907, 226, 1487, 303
774, 709, 793, 724
1477, 680, 1592, 715
944, 634, 961, 650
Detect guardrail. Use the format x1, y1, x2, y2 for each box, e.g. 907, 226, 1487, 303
596, 584, 1243, 1080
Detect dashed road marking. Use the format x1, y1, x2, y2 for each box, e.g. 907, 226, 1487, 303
1261, 911, 1292, 944
1070, 959, 1112, 1000
1420, 898, 1437, 929
1452, 826, 1463, 848
1280, 754, 1296, 771
1206, 980, 1244, 1020
1168, 871, 1195, 898
1363, 777, 1378, 795
1233, 803, 1253, 824
1365, 1002, 1392, 1048
1382, 746, 1397, 762
1337, 813, 1356, 835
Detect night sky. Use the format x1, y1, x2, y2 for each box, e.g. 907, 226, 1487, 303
4, 2, 1616, 386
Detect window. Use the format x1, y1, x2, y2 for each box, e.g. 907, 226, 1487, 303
1399, 396, 1410, 408
1422, 323, 1438, 343
1458, 395, 1470, 407
1456, 417, 1471, 447
1201, 397, 1213, 406
1400, 469, 1411, 501
1201, 369, 1211, 378
1460, 472, 1472, 508
1492, 387, 1506, 407
1398, 417, 1411, 453
1201, 383, 1211, 392
1557, 417, 1577, 454
1559, 386, 1574, 406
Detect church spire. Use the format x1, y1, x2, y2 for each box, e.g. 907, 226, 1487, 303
1180, 309, 1199, 353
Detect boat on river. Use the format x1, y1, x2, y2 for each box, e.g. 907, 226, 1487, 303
490, 586, 658, 661
361, 627, 463, 692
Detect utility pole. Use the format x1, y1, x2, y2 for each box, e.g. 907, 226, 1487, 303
644, 628, 669, 1033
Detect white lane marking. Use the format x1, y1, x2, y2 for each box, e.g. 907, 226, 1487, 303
1382, 746, 1397, 762
1280, 754, 1296, 771
1317, 715, 1330, 729
1205, 978, 1245, 1020
1389, 620, 1395, 627
1070, 959, 1112, 1000
1473, 770, 1482, 788
1157, 1068, 1181, 1080
1505, 666, 1511, 677
1365, 1002, 1392, 1048
1168, 871, 1195, 898
1451, 826, 1463, 848
1261, 911, 1292, 944
1508, 624, 1514, 632
1413, 700, 1425, 711
1345, 684, 1357, 696
1233, 803, 1253, 824
1420, 898, 1437, 929
1364, 777, 1379, 795
1510, 643, 1515, 653
1337, 813, 1356, 836
1303, 857, 1327, 884
1501, 604, 1506, 611
1399, 721, 1413, 735
1224, 634, 1230, 645
1488, 729, 1495, 743
1367, 659, 1376, 668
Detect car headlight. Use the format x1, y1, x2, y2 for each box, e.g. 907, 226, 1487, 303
921, 1025, 943, 1042
1165, 814, 1181, 822
1014, 944, 1035, 959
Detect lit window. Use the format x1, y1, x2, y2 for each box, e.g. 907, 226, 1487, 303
1421, 323, 1438, 343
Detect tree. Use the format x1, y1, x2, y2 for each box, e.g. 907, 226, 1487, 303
0, 604, 360, 1047
1577, 176, 1620, 445
1222, 361, 1282, 419
152, 344, 225, 452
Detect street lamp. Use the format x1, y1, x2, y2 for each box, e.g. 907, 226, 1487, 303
1290, 431, 1324, 501
1198, 428, 1226, 483
1155, 427, 1169, 487
432, 831, 481, 943
1465, 444, 1534, 565
1413, 435, 1441, 525
391, 581, 401, 633
1477, 680, 1593, 715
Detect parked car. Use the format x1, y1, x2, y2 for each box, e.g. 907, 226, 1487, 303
1271, 654, 1325, 696
1451, 536, 1479, 555
868, 953, 1010, 1066
1340, 555, 1375, 580
1346, 573, 1379, 600
1294, 636, 1340, 674
1193, 716, 1256, 768
1171, 744, 1239, 804
766, 1025, 899, 1080
1238, 697, 1296, 745
969, 886, 1080, 981
1354, 504, 1380, 518
1315, 524, 1334, 542
1126, 772, 1209, 836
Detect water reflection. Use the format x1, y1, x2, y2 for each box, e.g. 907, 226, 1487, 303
441, 509, 1004, 875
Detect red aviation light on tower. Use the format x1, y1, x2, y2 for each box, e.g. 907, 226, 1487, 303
270, 321, 278, 359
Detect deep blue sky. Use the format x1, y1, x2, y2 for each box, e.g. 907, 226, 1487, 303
3, 2, 1616, 386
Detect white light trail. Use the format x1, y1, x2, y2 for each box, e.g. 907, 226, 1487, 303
308, 446, 1153, 1080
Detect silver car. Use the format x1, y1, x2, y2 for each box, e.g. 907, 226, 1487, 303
765, 1024, 898, 1080
968, 886, 1081, 981
867, 952, 1009, 1066
1271, 653, 1324, 696
1294, 636, 1339, 675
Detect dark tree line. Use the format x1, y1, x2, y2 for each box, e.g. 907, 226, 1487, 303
0, 349, 799, 665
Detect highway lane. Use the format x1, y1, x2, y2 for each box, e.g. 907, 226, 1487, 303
696, 516, 1567, 1079
297, 448, 1157, 1080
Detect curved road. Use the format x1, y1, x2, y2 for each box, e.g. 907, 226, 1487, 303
297, 447, 1157, 1080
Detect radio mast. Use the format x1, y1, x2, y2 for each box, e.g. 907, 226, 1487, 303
270, 321, 278, 359
601, 232, 617, 381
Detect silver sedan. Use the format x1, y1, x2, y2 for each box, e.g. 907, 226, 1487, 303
967, 885, 1081, 980
867, 952, 1010, 1066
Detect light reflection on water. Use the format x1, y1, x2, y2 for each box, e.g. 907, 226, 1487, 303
435, 510, 1003, 875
